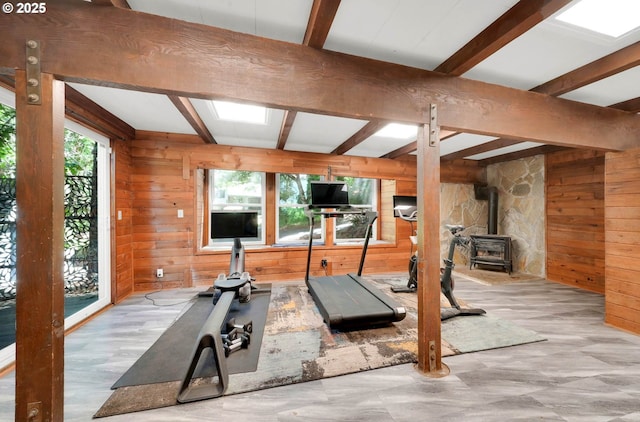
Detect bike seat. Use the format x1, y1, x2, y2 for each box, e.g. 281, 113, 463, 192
445, 224, 465, 234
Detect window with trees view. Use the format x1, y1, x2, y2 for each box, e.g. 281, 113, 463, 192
334, 176, 377, 241
209, 169, 265, 244
277, 173, 322, 243
0, 99, 111, 366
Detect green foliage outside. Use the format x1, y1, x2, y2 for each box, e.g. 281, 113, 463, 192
279, 173, 321, 234
0, 103, 95, 178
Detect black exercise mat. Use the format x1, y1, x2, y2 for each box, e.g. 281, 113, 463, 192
111, 284, 271, 389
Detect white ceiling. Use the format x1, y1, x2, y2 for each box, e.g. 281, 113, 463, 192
6, 0, 640, 162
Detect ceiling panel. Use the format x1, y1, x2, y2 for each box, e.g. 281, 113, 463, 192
440, 133, 499, 156
68, 83, 197, 134
128, 0, 313, 43
324, 0, 519, 71
466, 142, 543, 160
559, 66, 640, 106
285, 112, 368, 154
345, 134, 416, 158
463, 8, 640, 91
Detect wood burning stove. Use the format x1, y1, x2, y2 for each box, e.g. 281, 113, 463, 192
469, 234, 512, 273
471, 184, 513, 273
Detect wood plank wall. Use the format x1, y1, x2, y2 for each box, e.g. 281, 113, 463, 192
116, 132, 482, 295
605, 147, 640, 334
546, 149, 605, 293
112, 140, 134, 302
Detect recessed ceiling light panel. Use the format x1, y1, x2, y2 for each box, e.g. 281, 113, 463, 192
555, 0, 640, 38
211, 100, 268, 124
374, 123, 418, 139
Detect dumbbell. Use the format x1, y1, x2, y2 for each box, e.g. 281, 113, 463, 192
223, 334, 250, 357
226, 318, 253, 334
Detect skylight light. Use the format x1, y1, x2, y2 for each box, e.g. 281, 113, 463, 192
555, 0, 640, 38
375, 123, 418, 139
211, 100, 268, 124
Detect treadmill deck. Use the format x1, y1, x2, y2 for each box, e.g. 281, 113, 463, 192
306, 273, 406, 328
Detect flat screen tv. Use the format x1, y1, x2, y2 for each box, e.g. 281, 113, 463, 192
310, 181, 349, 208
211, 211, 259, 239
392, 195, 417, 218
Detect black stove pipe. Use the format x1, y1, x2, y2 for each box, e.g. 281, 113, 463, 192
474, 184, 499, 235
487, 187, 498, 235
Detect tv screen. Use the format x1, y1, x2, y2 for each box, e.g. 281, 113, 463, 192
310, 182, 349, 208
211, 211, 259, 239
393, 195, 417, 218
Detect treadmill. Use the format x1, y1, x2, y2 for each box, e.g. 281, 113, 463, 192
304, 182, 406, 329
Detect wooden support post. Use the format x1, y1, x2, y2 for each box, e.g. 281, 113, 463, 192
15, 69, 66, 421
416, 106, 448, 376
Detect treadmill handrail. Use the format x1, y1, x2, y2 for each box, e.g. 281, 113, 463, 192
304, 206, 378, 282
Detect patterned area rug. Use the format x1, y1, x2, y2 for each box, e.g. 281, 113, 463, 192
95, 276, 544, 418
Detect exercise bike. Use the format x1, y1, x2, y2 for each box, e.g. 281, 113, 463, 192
391, 208, 485, 320
439, 224, 485, 320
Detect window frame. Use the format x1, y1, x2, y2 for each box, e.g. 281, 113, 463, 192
275, 173, 324, 245
333, 176, 379, 243
208, 169, 266, 247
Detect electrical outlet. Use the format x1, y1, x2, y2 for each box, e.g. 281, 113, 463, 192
321, 259, 328, 268
156, 268, 164, 278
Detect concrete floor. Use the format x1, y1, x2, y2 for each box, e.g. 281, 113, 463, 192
1, 274, 640, 421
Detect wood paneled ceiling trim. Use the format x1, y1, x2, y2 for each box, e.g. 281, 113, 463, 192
435, 0, 573, 76
277, 0, 342, 151
276, 110, 297, 150
0, 75, 135, 141
2, 1, 639, 151
394, 0, 573, 159
610, 97, 640, 113
532, 40, 640, 96
167, 95, 216, 144
331, 120, 387, 155
303, 0, 341, 49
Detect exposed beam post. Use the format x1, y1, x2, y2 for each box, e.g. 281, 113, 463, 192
416, 105, 446, 376
15, 67, 66, 421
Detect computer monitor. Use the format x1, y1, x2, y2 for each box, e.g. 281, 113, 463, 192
310, 181, 349, 208
392, 195, 417, 218
211, 211, 259, 239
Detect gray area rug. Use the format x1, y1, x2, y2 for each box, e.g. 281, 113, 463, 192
111, 286, 271, 389
442, 314, 545, 353
95, 277, 545, 418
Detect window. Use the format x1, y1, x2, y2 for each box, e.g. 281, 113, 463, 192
276, 173, 322, 243
209, 169, 265, 245
334, 176, 377, 242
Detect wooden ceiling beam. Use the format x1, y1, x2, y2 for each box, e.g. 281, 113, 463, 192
332, 120, 387, 155
532, 41, 640, 96
3, 1, 639, 150
441, 137, 522, 161
65, 85, 135, 141
380, 129, 456, 159
610, 97, 640, 113
101, 0, 212, 144
0, 75, 135, 140
277, 0, 342, 151
382, 141, 417, 160
391, 0, 572, 159
276, 110, 297, 150
303, 0, 341, 48
435, 0, 572, 76
168, 95, 216, 144
477, 144, 568, 166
